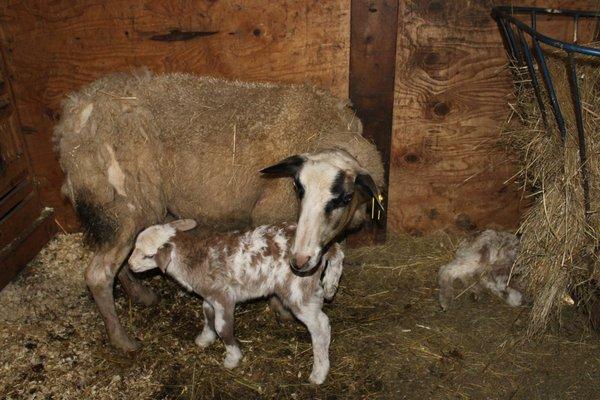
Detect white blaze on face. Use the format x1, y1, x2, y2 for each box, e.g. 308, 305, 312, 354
129, 224, 176, 272
292, 162, 346, 271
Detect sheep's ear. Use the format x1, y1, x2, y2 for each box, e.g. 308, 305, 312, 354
156, 243, 173, 273
169, 219, 197, 231
260, 155, 305, 176
355, 173, 384, 212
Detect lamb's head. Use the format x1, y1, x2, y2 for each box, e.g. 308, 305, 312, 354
129, 219, 197, 273
478, 230, 521, 268
497, 232, 520, 263
261, 149, 383, 273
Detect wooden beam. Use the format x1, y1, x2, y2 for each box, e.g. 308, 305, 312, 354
349, 0, 399, 243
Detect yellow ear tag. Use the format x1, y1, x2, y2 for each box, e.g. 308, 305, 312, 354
376, 194, 384, 220
371, 197, 375, 219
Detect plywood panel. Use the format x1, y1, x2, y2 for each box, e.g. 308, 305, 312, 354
388, 0, 600, 235
0, 0, 351, 231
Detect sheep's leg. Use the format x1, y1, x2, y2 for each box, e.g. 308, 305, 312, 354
195, 301, 217, 348
213, 301, 242, 369
322, 243, 344, 301
292, 301, 330, 385
85, 243, 139, 352
268, 296, 294, 323
117, 268, 159, 306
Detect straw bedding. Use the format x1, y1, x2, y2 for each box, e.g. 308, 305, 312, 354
502, 45, 600, 334
1, 234, 600, 399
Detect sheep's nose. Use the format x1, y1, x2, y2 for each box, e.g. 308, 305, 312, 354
291, 254, 311, 271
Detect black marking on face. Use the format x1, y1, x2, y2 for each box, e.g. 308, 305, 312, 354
293, 176, 305, 199
325, 171, 353, 215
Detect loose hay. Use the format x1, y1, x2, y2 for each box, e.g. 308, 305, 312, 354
502, 44, 600, 334
2, 234, 600, 399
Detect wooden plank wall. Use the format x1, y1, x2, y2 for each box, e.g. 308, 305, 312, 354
1, 0, 599, 236
0, 0, 351, 232
387, 0, 600, 235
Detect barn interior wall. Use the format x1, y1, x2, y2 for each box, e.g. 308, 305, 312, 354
387, 0, 600, 235
0, 0, 597, 235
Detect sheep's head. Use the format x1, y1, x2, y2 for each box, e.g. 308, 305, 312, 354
129, 219, 197, 273
261, 149, 383, 273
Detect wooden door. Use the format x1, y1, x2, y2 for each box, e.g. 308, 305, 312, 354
0, 43, 55, 290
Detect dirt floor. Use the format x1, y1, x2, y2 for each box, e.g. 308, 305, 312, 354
1, 233, 600, 400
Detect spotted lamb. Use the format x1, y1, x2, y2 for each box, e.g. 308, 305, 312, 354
438, 230, 525, 310
128, 219, 344, 385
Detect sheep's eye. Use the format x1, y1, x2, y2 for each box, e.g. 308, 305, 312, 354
143, 254, 155, 259
341, 193, 353, 205
325, 192, 353, 215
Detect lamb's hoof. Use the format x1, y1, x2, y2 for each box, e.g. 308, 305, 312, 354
223, 347, 242, 369
195, 331, 216, 348
275, 310, 295, 325
323, 286, 338, 301
223, 354, 241, 369
438, 295, 450, 311
309, 372, 327, 385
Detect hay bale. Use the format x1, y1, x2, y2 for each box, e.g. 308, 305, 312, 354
502, 44, 600, 333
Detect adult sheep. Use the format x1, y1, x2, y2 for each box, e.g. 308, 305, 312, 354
54, 70, 384, 352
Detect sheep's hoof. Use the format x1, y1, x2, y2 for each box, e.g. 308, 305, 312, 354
195, 330, 216, 348
111, 334, 141, 353
136, 290, 160, 307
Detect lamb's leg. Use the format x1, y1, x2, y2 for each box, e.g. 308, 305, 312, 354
268, 296, 295, 323
292, 301, 331, 385
213, 301, 242, 369
438, 262, 456, 310
505, 287, 524, 307
85, 243, 139, 352
438, 260, 481, 310
322, 243, 344, 301
117, 268, 159, 306
195, 301, 217, 348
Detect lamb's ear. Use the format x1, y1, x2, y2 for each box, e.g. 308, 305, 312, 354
355, 172, 384, 211
155, 243, 173, 273
169, 219, 197, 231
479, 244, 490, 264
260, 155, 305, 176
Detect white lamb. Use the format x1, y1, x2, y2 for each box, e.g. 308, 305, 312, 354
128, 219, 344, 385
438, 230, 525, 310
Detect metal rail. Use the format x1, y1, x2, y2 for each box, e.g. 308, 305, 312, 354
492, 6, 600, 220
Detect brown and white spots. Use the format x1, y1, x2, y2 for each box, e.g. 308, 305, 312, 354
260, 149, 383, 273
129, 220, 344, 384
438, 230, 525, 310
